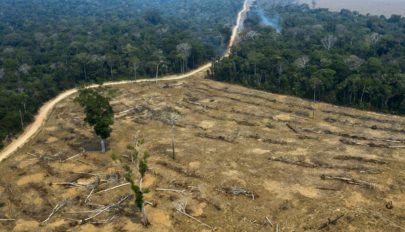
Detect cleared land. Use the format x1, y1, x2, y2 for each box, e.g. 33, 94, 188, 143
0, 72, 404, 231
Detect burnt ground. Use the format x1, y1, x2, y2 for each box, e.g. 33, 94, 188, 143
0, 73, 404, 231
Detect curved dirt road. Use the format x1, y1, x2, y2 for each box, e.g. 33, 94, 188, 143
0, 0, 254, 162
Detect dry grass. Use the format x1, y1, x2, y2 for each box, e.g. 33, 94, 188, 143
0, 74, 404, 231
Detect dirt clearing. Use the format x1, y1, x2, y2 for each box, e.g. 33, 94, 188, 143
0, 73, 404, 231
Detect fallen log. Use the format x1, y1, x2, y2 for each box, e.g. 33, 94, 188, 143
221, 186, 255, 199
269, 156, 318, 168
42, 199, 69, 224
269, 156, 380, 174
318, 214, 344, 230
286, 123, 299, 134
321, 175, 374, 189
333, 155, 387, 164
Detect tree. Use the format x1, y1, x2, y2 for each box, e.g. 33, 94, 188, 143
75, 53, 91, 80
118, 141, 151, 227
176, 43, 192, 73
321, 34, 338, 51
130, 57, 140, 80
75, 87, 114, 152
106, 53, 117, 79
309, 77, 322, 102
153, 50, 166, 84
0, 68, 4, 79
18, 64, 31, 75
294, 56, 310, 69
123, 164, 150, 227
161, 107, 180, 160
247, 51, 265, 76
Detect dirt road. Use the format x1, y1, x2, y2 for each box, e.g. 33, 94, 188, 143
0, 0, 253, 162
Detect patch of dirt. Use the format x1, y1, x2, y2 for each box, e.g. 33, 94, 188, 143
16, 173, 46, 186
263, 180, 321, 200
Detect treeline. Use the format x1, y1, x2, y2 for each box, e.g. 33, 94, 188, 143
210, 3, 405, 115
0, 0, 244, 148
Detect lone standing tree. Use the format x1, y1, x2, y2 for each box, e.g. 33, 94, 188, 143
161, 106, 180, 160
75, 87, 114, 152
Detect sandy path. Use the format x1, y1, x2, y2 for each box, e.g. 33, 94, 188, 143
0, 0, 253, 162
224, 0, 255, 57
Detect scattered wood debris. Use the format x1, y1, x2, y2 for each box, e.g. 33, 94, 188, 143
318, 214, 344, 230
321, 175, 374, 189
333, 155, 387, 164
221, 186, 256, 199
42, 199, 69, 224
174, 200, 213, 229
197, 132, 237, 143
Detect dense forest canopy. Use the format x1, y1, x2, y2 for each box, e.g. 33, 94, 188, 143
211, 1, 405, 115
0, 0, 244, 148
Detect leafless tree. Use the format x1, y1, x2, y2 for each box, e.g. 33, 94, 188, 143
368, 32, 382, 46
18, 64, 31, 75
321, 34, 338, 51
294, 56, 310, 69
153, 50, 166, 83
244, 31, 260, 40
176, 43, 191, 73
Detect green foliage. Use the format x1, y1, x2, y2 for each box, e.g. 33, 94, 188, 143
118, 140, 150, 212
111, 152, 119, 162
123, 164, 144, 211
0, 0, 244, 148
139, 160, 148, 179
211, 3, 405, 114
75, 87, 114, 140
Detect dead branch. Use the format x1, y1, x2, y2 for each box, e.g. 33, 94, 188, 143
145, 200, 157, 207
318, 214, 344, 230
222, 186, 255, 199
197, 132, 236, 143
333, 155, 387, 164
0, 219, 15, 221
175, 200, 213, 229
85, 176, 100, 203
265, 216, 273, 226
269, 156, 317, 168
85, 187, 96, 204
321, 175, 374, 189
286, 123, 299, 134
84, 194, 131, 222
95, 183, 129, 194
42, 199, 69, 224
52, 182, 89, 188
388, 145, 405, 148
65, 149, 85, 161
156, 188, 186, 194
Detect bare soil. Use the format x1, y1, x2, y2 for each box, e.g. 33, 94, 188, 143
0, 73, 404, 231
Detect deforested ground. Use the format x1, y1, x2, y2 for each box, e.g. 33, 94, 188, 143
0, 72, 404, 231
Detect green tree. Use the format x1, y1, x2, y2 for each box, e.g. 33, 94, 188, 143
75, 87, 114, 152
